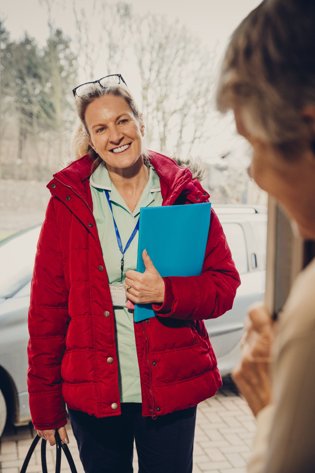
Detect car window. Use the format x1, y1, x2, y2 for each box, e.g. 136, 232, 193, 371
222, 223, 248, 274
0, 226, 40, 298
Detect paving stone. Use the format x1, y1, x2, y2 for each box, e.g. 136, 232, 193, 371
0, 469, 19, 473
0, 453, 18, 462
199, 461, 231, 471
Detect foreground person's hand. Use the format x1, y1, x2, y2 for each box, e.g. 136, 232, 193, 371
36, 426, 69, 446
232, 304, 275, 417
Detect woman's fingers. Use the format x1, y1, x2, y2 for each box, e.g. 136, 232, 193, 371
37, 429, 56, 446
58, 426, 69, 444
36, 426, 68, 446
125, 277, 140, 291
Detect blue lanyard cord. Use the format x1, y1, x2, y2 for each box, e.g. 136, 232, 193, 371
104, 190, 140, 281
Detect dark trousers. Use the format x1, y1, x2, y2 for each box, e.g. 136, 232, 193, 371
69, 403, 196, 473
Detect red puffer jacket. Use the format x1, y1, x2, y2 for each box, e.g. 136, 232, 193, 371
28, 151, 240, 430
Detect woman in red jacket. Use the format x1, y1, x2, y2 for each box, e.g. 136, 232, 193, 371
27, 74, 240, 473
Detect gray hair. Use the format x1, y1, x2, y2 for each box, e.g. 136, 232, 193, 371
216, 0, 315, 153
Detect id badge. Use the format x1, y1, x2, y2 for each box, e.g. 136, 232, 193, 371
110, 283, 127, 307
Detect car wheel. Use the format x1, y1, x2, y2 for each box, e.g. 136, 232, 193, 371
0, 390, 7, 437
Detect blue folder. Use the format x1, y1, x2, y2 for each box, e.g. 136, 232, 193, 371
134, 202, 211, 322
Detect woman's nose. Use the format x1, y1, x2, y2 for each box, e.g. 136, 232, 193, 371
109, 126, 123, 144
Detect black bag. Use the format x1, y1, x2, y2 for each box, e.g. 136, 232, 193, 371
20, 431, 78, 473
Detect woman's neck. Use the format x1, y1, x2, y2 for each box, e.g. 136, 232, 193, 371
107, 160, 149, 211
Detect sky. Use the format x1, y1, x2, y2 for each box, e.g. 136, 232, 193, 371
0, 0, 261, 54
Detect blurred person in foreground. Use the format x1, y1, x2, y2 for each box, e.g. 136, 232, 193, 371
27, 74, 240, 473
217, 0, 315, 472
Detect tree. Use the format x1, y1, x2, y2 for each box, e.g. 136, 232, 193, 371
6, 35, 45, 163
131, 13, 218, 159
41, 28, 77, 160
0, 17, 78, 178
0, 20, 13, 159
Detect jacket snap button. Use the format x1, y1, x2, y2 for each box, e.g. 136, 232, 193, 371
88, 223, 94, 228
152, 361, 157, 366
51, 184, 56, 189
107, 357, 114, 364
104, 310, 110, 317
156, 407, 161, 412
111, 403, 118, 410
66, 195, 71, 201
98, 265, 104, 271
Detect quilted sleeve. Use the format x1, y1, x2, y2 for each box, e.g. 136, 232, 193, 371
27, 197, 69, 430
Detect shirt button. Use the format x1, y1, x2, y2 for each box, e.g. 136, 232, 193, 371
152, 361, 157, 366
107, 357, 114, 364
156, 407, 161, 412
111, 403, 118, 410
104, 310, 110, 317
66, 195, 71, 201
88, 223, 94, 228
98, 265, 104, 271
51, 184, 56, 189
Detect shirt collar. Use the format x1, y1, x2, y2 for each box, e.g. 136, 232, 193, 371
90, 162, 161, 194
90, 163, 112, 190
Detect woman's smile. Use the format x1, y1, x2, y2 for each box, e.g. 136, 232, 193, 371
110, 143, 131, 154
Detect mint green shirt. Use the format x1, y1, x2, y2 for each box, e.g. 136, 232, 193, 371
90, 163, 162, 402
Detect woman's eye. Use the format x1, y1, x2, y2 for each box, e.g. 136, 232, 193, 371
118, 118, 129, 125
96, 127, 106, 134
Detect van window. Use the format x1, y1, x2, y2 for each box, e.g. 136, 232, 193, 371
222, 223, 248, 274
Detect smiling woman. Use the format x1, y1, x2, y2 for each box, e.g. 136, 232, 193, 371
27, 74, 240, 473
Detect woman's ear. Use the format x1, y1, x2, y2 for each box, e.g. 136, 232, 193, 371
139, 113, 145, 136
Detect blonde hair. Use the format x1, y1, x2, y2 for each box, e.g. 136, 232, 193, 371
216, 0, 315, 154
72, 122, 91, 159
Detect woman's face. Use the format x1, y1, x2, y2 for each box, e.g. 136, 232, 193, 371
85, 94, 144, 174
234, 108, 315, 239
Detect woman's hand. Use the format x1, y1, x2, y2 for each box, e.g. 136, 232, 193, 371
232, 304, 275, 417
125, 250, 165, 304
36, 426, 69, 446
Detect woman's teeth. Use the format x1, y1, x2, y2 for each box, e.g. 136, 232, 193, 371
112, 144, 130, 154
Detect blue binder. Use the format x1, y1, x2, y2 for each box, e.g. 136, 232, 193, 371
134, 202, 211, 322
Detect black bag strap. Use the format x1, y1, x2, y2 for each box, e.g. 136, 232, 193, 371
20, 431, 78, 473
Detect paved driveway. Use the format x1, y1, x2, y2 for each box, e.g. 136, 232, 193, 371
0, 382, 255, 473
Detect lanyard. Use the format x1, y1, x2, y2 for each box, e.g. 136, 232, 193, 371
104, 190, 140, 281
